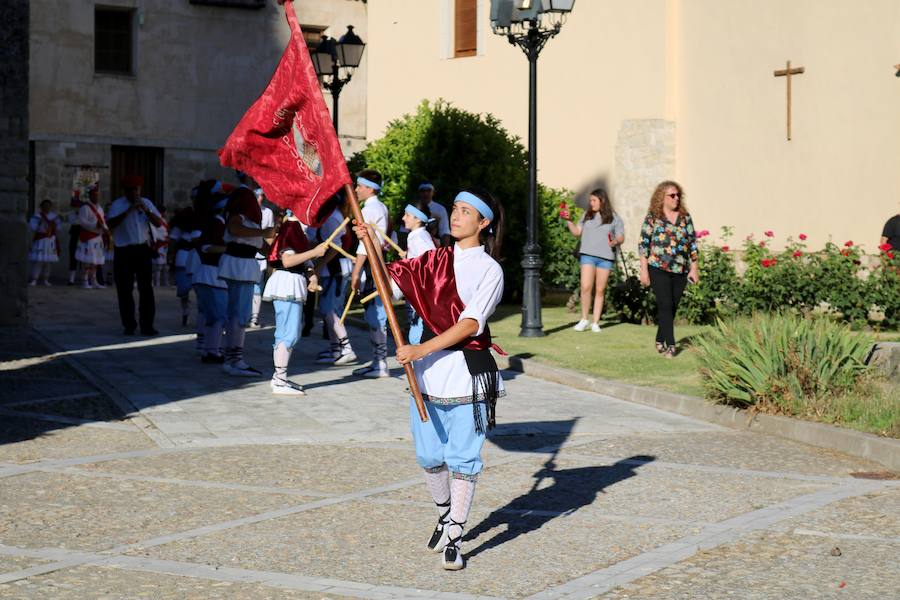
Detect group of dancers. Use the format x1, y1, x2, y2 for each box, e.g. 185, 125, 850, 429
29, 166, 507, 570
169, 169, 506, 569
28, 183, 171, 289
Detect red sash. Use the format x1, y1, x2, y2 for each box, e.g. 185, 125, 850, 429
78, 203, 106, 243
267, 220, 309, 264
386, 246, 505, 354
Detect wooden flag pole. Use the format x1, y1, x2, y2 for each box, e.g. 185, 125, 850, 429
343, 183, 428, 422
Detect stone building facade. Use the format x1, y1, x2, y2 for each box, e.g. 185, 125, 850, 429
30, 0, 367, 279
0, 0, 30, 323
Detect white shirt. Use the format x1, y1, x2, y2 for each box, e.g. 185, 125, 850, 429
30, 212, 61, 234
224, 216, 263, 249
429, 200, 451, 238
78, 202, 106, 233
107, 197, 160, 247
355, 196, 389, 256
404, 243, 505, 401
406, 227, 436, 259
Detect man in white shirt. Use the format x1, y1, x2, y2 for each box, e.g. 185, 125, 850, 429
350, 170, 390, 378
105, 174, 163, 335
417, 182, 452, 247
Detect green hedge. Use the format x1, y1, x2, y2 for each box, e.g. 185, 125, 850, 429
350, 99, 580, 300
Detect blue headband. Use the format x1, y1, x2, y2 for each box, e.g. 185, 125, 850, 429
454, 191, 494, 222
357, 176, 381, 192
418, 183, 434, 191
405, 204, 434, 224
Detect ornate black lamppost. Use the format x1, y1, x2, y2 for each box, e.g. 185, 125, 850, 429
490, 0, 575, 337
311, 25, 366, 133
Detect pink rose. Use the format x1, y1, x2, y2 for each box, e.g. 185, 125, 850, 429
764, 230, 774, 238
798, 234, 807, 241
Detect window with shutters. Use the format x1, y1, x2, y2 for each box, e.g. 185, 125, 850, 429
94, 7, 135, 75
454, 0, 477, 58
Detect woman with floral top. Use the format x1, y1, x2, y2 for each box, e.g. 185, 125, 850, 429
638, 181, 699, 358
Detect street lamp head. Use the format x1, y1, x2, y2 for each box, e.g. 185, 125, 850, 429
541, 0, 575, 13
336, 25, 366, 69
312, 35, 336, 77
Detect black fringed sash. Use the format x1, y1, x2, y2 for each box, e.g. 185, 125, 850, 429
420, 325, 501, 434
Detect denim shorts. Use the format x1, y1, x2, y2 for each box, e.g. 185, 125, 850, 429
579, 254, 614, 270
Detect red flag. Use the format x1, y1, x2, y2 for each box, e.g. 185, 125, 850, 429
218, 1, 350, 227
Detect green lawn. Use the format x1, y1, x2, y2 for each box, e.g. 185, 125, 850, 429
488, 299, 709, 397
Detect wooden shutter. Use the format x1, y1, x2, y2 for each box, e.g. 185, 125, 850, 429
454, 0, 477, 58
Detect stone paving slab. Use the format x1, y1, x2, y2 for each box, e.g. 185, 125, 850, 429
0, 565, 352, 600
127, 499, 690, 599
0, 416, 153, 464
377, 455, 831, 525
563, 431, 882, 478
80, 444, 423, 495
599, 531, 900, 599
0, 471, 308, 552
0, 556, 50, 575
771, 486, 900, 538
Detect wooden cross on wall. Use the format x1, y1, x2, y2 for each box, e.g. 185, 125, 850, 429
773, 60, 805, 140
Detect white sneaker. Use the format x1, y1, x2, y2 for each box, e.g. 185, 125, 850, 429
591, 323, 601, 333
573, 319, 589, 332
271, 377, 305, 395
28, 280, 37, 287
223, 360, 262, 377
352, 362, 389, 378
43, 280, 52, 287
82, 281, 92, 289
93, 282, 106, 289
333, 347, 357, 365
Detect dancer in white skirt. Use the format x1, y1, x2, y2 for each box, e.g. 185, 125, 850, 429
219, 186, 275, 376
74, 186, 108, 289
263, 210, 328, 394
170, 202, 198, 326
28, 199, 62, 286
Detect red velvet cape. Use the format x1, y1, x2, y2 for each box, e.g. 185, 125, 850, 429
387, 246, 504, 355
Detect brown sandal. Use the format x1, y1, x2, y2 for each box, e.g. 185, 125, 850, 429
664, 346, 676, 359
655, 342, 666, 354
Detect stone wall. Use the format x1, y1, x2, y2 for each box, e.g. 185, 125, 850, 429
0, 0, 30, 323
612, 119, 676, 254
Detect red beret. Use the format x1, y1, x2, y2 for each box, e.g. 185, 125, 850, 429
122, 174, 144, 188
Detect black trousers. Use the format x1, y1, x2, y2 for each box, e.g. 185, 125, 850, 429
649, 267, 688, 347
114, 244, 156, 331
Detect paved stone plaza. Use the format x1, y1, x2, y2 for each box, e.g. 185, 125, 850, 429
0, 286, 897, 599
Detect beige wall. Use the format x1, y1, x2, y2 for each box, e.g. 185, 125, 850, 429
30, 0, 367, 211
676, 0, 900, 251
367, 0, 669, 199
367, 0, 900, 252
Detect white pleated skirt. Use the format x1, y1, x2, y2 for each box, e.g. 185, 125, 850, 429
29, 237, 59, 263
263, 269, 307, 303
75, 237, 105, 266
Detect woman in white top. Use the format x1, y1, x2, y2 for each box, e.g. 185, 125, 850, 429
357, 189, 505, 571
28, 199, 62, 286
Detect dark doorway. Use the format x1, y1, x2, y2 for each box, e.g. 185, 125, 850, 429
110, 145, 164, 207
